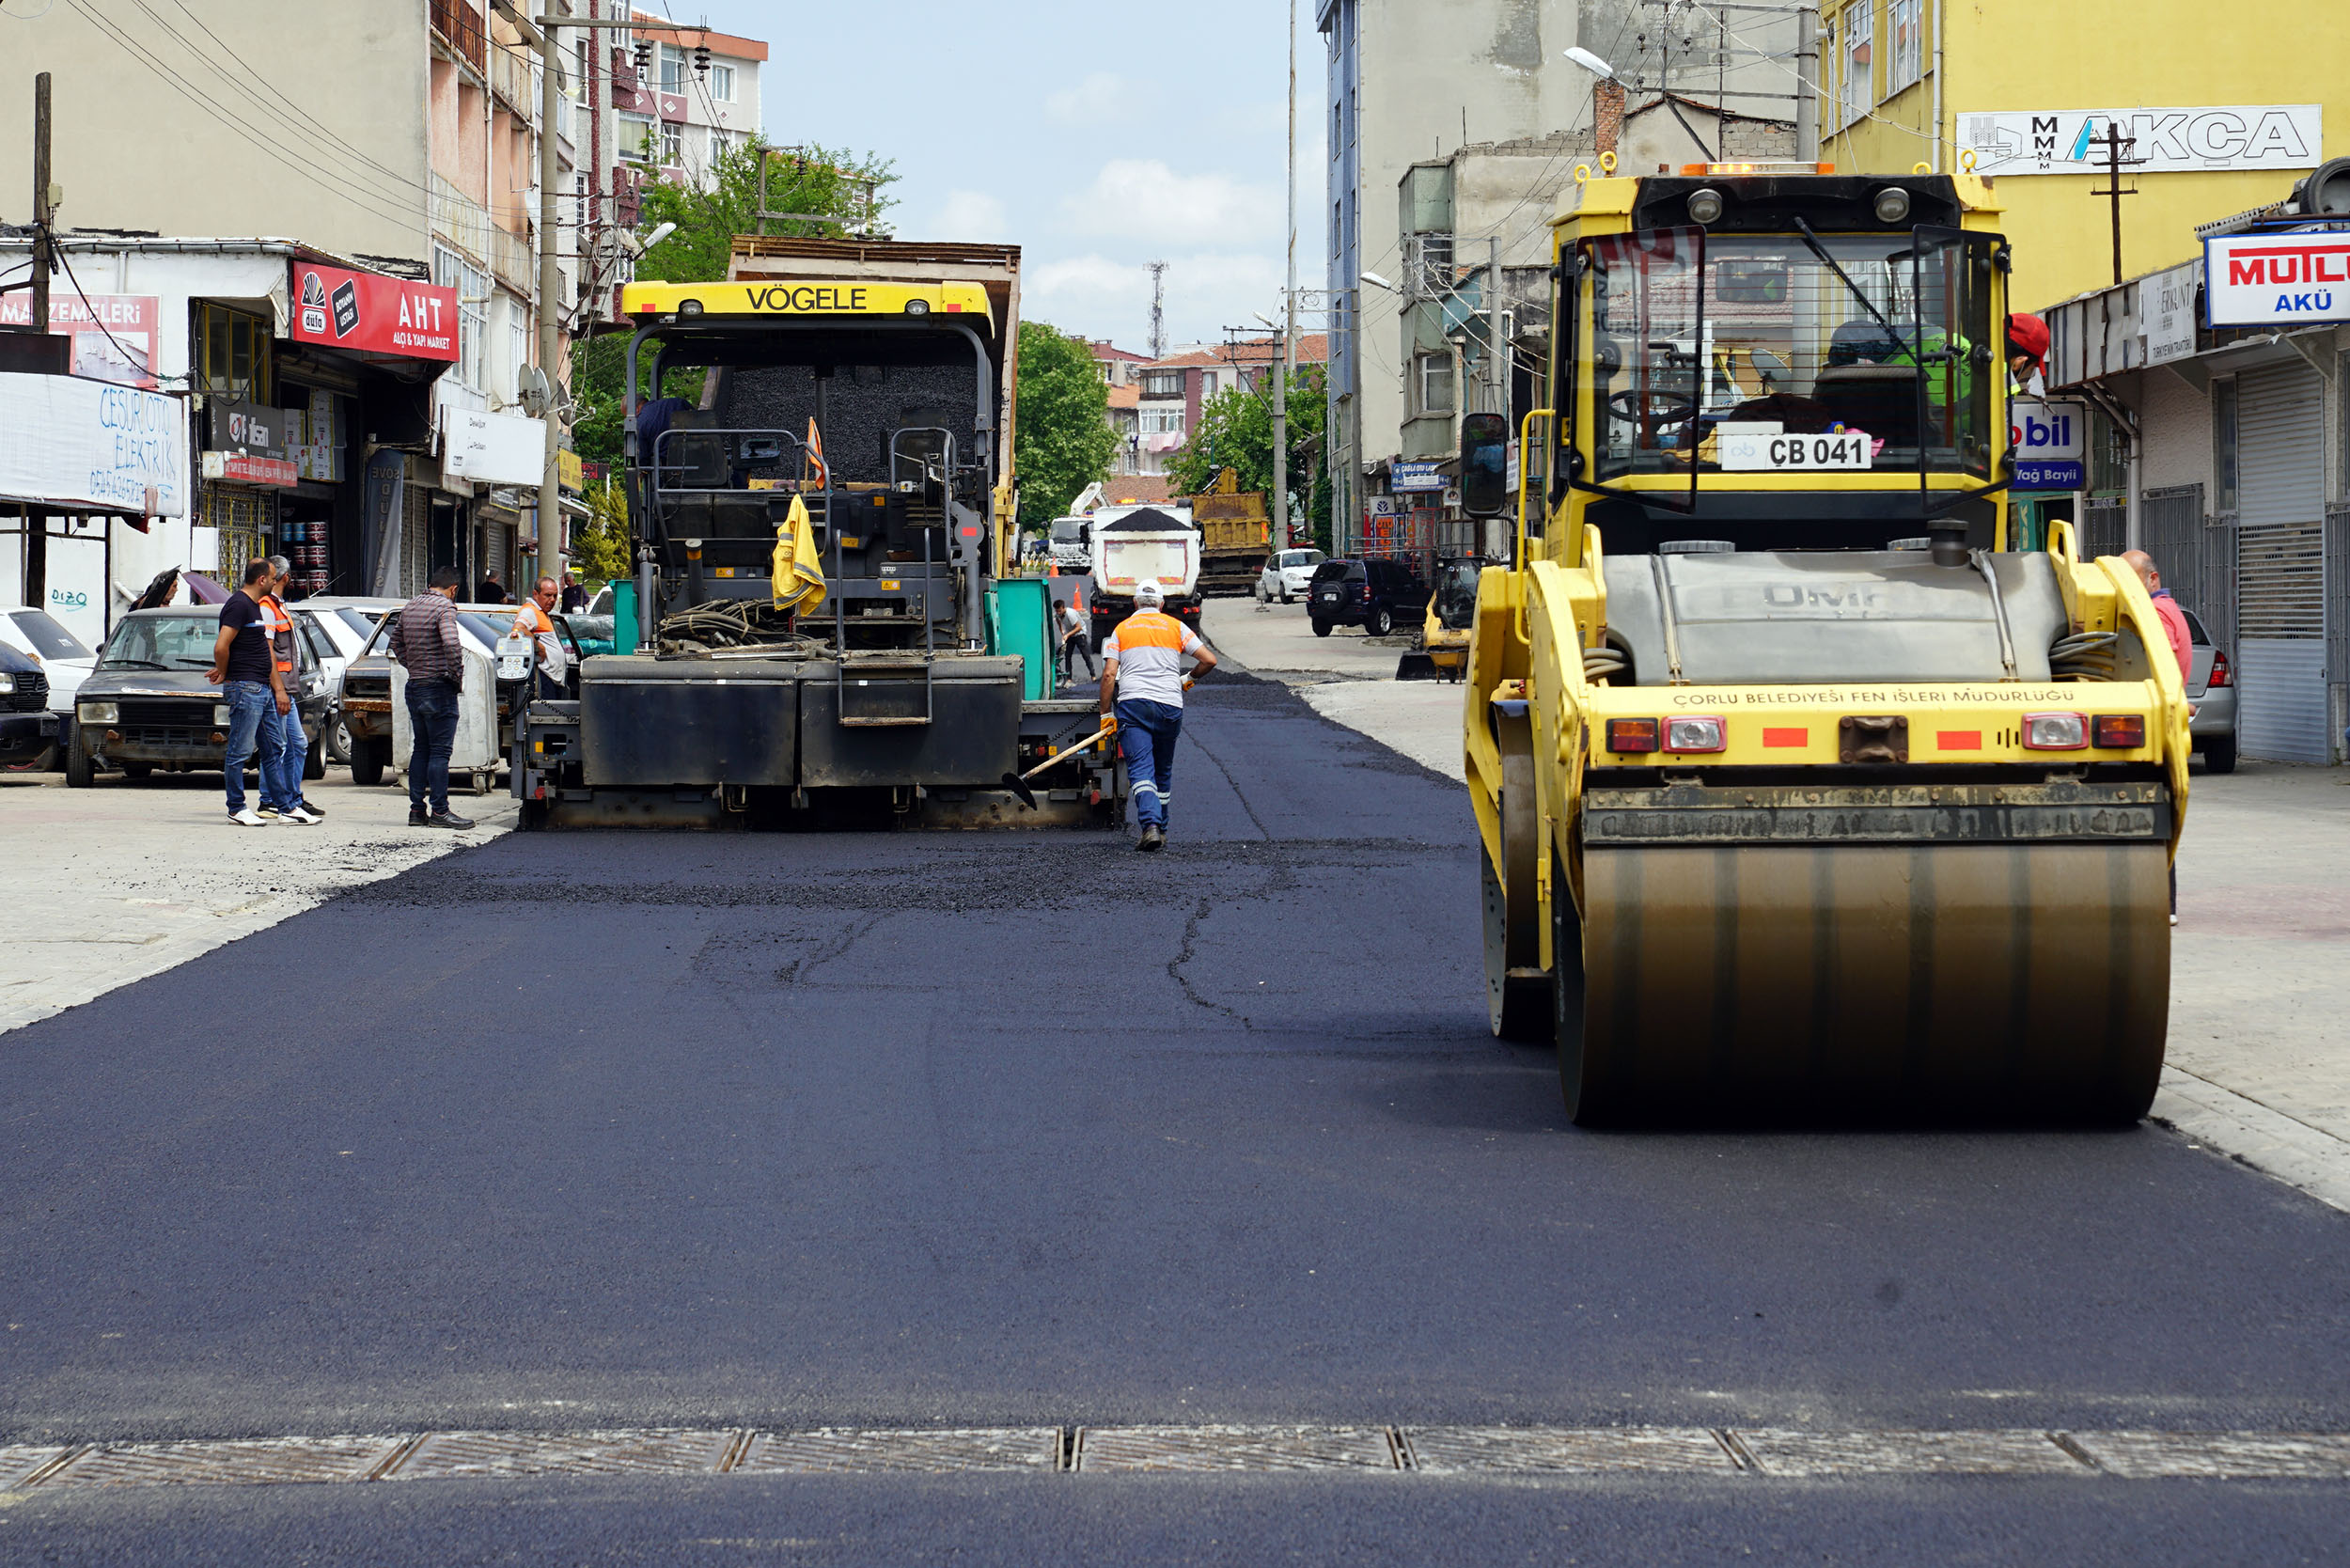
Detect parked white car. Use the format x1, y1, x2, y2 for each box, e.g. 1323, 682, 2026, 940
0, 607, 98, 766
295, 597, 400, 762
1255, 548, 1328, 604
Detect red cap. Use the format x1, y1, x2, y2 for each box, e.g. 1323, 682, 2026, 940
2006, 311, 2050, 365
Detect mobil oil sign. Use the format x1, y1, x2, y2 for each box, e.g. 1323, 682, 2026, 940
2009, 399, 2085, 491
2205, 230, 2350, 327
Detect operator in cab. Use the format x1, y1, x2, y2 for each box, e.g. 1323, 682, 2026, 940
1098, 580, 1215, 853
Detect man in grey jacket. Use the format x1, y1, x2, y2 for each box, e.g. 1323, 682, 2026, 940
386, 565, 474, 829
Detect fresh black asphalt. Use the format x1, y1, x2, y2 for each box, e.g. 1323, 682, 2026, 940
2, 674, 2346, 1561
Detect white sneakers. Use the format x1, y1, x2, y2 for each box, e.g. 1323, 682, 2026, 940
227, 808, 268, 826
281, 805, 323, 825
228, 805, 320, 825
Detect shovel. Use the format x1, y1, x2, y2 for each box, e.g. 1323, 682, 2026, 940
1001, 719, 1116, 809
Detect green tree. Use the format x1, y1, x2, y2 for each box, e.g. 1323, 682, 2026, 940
569, 479, 634, 586
1167, 362, 1333, 550
636, 139, 896, 285
1013, 320, 1120, 527
567, 139, 897, 469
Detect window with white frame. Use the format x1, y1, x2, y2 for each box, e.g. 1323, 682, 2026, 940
659, 43, 687, 92
1141, 369, 1183, 397
618, 111, 655, 164
1199, 371, 1217, 397
508, 306, 529, 405
709, 62, 735, 102
660, 120, 683, 167
1841, 0, 1872, 126
1888, 0, 1923, 94
1415, 353, 1453, 415
709, 128, 728, 167
433, 245, 488, 391
1138, 408, 1185, 435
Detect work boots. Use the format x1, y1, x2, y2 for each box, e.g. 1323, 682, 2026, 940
1136, 824, 1164, 853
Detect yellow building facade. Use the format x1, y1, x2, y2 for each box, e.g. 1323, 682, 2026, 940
1816, 0, 2350, 311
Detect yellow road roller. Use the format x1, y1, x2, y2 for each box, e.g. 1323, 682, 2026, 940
1461, 165, 2187, 1124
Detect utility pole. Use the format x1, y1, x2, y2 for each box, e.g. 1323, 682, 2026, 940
1272, 0, 1293, 552
1793, 3, 1819, 163
30, 71, 52, 333
2090, 124, 2141, 286
496, 5, 637, 592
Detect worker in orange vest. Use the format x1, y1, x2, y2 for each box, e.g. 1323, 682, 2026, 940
256, 557, 322, 823
1098, 580, 1216, 852
510, 574, 569, 699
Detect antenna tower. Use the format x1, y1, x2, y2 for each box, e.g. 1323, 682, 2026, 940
1148, 261, 1168, 359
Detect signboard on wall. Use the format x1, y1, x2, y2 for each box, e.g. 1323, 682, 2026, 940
1390, 461, 1446, 493
1957, 105, 2322, 176
2141, 261, 2201, 363
0, 371, 186, 517
2203, 230, 2350, 327
442, 404, 549, 487
2009, 399, 2087, 491
0, 293, 159, 387
289, 260, 461, 361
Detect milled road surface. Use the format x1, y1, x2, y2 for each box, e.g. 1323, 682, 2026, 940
3, 676, 2346, 1562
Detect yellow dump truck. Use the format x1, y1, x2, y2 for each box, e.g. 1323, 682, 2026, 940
1464, 165, 2186, 1124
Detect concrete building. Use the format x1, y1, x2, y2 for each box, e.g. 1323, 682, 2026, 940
1089, 341, 1152, 479
623, 11, 766, 192
0, 0, 665, 626
1321, 0, 1801, 552
2036, 184, 2350, 766
1816, 0, 2350, 310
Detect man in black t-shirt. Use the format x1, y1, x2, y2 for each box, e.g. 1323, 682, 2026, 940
208, 558, 290, 826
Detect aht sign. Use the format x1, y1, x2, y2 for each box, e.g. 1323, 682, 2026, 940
2010, 399, 2086, 491
2204, 231, 2350, 327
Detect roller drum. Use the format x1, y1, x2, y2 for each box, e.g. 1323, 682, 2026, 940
1561, 842, 2170, 1125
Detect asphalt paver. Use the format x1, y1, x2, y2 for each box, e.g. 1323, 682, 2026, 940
3, 676, 2345, 1559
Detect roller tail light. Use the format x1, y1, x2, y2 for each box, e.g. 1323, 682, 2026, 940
1663, 714, 1727, 753
2022, 711, 2088, 750
2092, 713, 2146, 749
1606, 718, 1659, 754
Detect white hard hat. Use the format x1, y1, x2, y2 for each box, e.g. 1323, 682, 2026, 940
1134, 581, 1165, 608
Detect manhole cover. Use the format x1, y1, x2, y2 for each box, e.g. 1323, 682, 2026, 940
47, 1437, 400, 1488
736, 1429, 1060, 1474
2066, 1432, 2350, 1480
1077, 1426, 1395, 1472
1733, 1430, 2084, 1476
1402, 1427, 1735, 1475
393, 1430, 734, 1480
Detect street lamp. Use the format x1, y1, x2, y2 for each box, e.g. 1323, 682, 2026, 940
1561, 45, 1616, 80
1358, 271, 1396, 292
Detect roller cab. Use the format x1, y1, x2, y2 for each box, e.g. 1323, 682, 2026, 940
1465, 166, 2189, 1124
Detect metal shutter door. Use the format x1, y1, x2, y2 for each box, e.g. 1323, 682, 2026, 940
2233, 365, 2327, 761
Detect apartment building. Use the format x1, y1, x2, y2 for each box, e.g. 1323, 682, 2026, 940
622, 11, 766, 191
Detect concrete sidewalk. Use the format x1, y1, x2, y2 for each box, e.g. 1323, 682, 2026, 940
1202, 598, 2350, 1214
0, 768, 516, 1036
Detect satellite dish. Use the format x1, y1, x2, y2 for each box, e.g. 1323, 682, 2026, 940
518, 365, 551, 417
0, 0, 59, 19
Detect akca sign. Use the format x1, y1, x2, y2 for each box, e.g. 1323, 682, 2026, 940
1958, 105, 2322, 176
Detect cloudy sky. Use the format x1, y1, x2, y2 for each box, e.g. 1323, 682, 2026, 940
666, 0, 1324, 353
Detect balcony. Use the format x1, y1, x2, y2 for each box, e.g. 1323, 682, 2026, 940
431, 0, 486, 75
431, 174, 535, 298
492, 40, 537, 121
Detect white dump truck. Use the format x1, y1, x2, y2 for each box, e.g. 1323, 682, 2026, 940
1087, 503, 1201, 651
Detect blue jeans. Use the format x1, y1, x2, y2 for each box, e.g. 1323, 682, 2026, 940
1117, 698, 1183, 831
405, 677, 460, 815
264, 694, 307, 811
221, 682, 283, 815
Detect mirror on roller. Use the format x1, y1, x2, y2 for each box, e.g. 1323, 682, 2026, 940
1459, 411, 1512, 518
